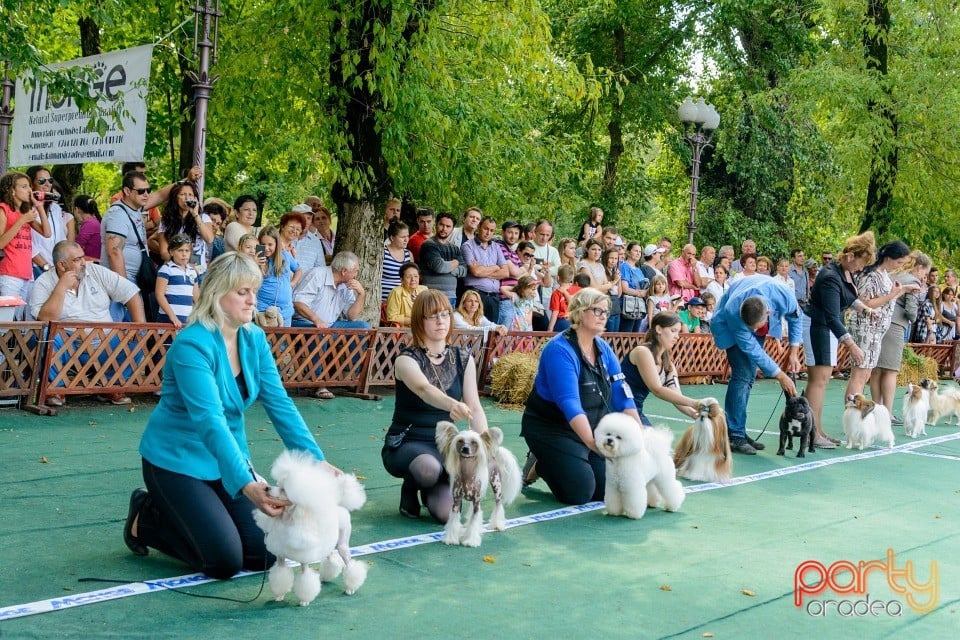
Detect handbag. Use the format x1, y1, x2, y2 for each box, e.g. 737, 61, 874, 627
622, 295, 643, 320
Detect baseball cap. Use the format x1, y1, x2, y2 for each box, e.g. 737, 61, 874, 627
614, 236, 625, 247
643, 243, 666, 257
291, 204, 312, 214
687, 297, 706, 307
501, 219, 522, 232
803, 259, 818, 270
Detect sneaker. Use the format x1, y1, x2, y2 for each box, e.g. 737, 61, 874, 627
124, 488, 150, 556
47, 394, 65, 407
746, 436, 766, 451
98, 393, 131, 405
522, 451, 539, 486
890, 415, 903, 426
730, 438, 757, 455
814, 436, 837, 449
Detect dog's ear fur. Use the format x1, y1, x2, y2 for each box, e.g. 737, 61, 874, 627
856, 395, 876, 419
435, 421, 459, 456
485, 427, 504, 448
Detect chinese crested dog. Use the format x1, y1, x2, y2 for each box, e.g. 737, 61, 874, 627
435, 422, 522, 547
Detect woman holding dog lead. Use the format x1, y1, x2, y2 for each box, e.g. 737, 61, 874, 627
382, 289, 490, 521
521, 288, 641, 505
621, 312, 703, 426
124, 252, 342, 579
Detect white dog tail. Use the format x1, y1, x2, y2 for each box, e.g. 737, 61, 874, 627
337, 474, 367, 511
646, 426, 676, 455
493, 445, 523, 505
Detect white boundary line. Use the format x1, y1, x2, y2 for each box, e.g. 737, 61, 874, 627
3, 430, 959, 621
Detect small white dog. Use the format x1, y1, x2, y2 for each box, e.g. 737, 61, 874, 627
594, 412, 685, 519
435, 422, 522, 547
920, 378, 960, 426
673, 397, 732, 482
253, 450, 368, 606
902, 383, 930, 438
842, 394, 895, 450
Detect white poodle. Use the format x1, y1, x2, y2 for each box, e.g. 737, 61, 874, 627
594, 412, 685, 519
253, 450, 368, 606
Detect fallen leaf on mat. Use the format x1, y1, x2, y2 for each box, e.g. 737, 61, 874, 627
128, 407, 135, 413
355, 475, 366, 480
40, 456, 49, 463
703, 633, 714, 638
258, 428, 266, 432
88, 421, 96, 426
935, 514, 941, 519
483, 556, 495, 563
741, 589, 755, 597
660, 585, 672, 591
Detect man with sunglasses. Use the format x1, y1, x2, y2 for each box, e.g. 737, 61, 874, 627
101, 167, 200, 320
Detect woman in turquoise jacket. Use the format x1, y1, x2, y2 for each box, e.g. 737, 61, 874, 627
124, 252, 340, 579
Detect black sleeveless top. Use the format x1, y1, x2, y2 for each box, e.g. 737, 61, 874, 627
390, 345, 469, 440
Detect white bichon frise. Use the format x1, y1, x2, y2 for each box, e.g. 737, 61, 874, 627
594, 412, 685, 519
435, 422, 522, 547
252, 450, 368, 606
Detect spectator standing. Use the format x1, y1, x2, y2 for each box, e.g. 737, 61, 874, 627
155, 234, 199, 328
74, 195, 102, 261
256, 226, 301, 326
314, 204, 336, 263
419, 212, 466, 306
576, 207, 603, 250
697, 245, 716, 294
407, 207, 434, 262
640, 243, 666, 281
729, 239, 756, 276
666, 243, 703, 303
461, 216, 508, 322
0, 170, 51, 318
157, 182, 215, 273
787, 249, 809, 309
223, 195, 258, 252
496, 219, 525, 327
382, 221, 412, 302
448, 206, 482, 248
28, 166, 69, 278
289, 205, 324, 271
619, 242, 649, 333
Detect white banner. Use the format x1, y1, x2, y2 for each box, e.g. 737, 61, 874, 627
10, 44, 154, 166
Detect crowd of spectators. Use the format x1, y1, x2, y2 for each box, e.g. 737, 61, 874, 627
3, 166, 958, 407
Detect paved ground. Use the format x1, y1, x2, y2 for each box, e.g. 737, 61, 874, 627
1, 379, 958, 639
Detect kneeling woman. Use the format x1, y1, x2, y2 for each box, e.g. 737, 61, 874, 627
521, 288, 640, 505
621, 312, 702, 426
125, 252, 341, 579
382, 289, 490, 521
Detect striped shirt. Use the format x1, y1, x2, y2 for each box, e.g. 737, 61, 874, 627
157, 261, 198, 323
381, 246, 412, 301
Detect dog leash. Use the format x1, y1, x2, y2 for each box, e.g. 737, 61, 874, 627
752, 373, 798, 442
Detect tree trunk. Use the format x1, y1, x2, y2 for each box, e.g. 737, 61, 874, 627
600, 26, 625, 211
51, 15, 103, 208
334, 201, 384, 325
860, 0, 897, 235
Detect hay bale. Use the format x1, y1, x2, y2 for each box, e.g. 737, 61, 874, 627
897, 346, 939, 386
489, 351, 539, 407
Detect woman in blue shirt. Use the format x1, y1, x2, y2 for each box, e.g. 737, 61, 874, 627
124, 252, 340, 579
521, 288, 640, 505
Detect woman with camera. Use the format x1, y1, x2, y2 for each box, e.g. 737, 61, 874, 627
158, 182, 215, 274
0, 171, 51, 318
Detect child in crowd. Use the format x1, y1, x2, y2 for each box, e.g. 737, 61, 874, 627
256, 226, 301, 326
677, 296, 707, 333
511, 275, 539, 332
238, 233, 267, 273
642, 274, 673, 331
699, 291, 716, 333
547, 265, 578, 332
155, 234, 199, 328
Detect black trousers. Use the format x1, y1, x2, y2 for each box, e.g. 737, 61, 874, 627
470, 288, 501, 324
138, 458, 271, 579
524, 433, 606, 505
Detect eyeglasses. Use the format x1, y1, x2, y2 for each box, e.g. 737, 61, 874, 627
36, 177, 54, 185
132, 187, 151, 195
587, 307, 609, 319
426, 311, 452, 321
521, 252, 535, 259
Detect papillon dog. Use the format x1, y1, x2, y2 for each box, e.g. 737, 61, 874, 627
842, 394, 895, 450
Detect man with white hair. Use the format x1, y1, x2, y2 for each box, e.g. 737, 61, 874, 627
291, 251, 369, 329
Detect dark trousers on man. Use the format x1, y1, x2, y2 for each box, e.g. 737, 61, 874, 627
471, 288, 501, 324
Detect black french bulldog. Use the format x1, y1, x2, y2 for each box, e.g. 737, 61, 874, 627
777, 394, 816, 458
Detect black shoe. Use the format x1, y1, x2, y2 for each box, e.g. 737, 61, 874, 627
890, 415, 903, 426
746, 436, 766, 451
124, 488, 149, 556
399, 481, 421, 519
522, 451, 538, 487
730, 438, 757, 455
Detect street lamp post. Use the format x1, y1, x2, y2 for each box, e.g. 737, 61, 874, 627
189, 0, 222, 200
678, 97, 720, 245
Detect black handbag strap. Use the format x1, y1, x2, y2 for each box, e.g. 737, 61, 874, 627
115, 201, 149, 254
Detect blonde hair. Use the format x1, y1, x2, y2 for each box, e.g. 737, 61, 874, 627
188, 252, 263, 330
840, 230, 876, 263
568, 287, 608, 329
456, 290, 485, 327
649, 274, 668, 295
257, 225, 287, 278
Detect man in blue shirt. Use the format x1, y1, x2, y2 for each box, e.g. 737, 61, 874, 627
711, 275, 802, 454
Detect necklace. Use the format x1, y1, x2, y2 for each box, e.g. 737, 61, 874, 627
425, 346, 447, 359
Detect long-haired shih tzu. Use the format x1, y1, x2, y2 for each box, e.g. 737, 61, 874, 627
673, 398, 732, 482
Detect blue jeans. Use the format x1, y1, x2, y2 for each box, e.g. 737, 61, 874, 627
498, 298, 516, 328
605, 313, 621, 333
725, 340, 762, 440
290, 318, 370, 329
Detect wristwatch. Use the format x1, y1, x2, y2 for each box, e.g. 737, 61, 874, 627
42, 264, 52, 272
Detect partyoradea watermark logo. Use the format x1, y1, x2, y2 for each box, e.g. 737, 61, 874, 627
794, 548, 938, 617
